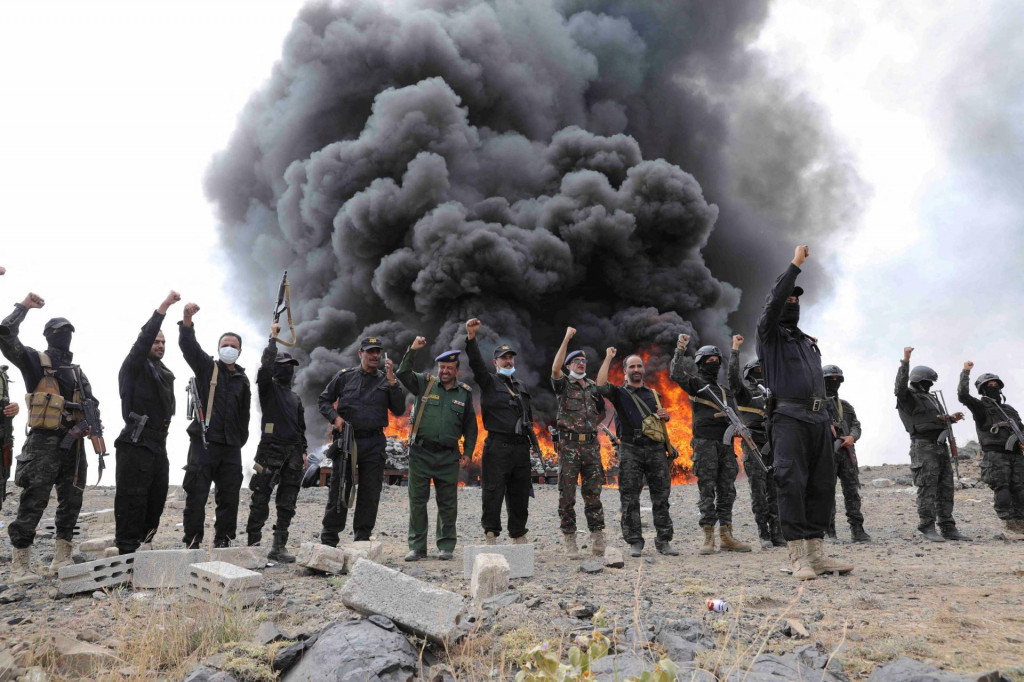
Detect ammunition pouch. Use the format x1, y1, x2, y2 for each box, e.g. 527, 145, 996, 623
25, 390, 65, 430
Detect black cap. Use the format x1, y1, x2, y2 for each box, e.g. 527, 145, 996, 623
43, 317, 75, 334
493, 343, 517, 359
791, 286, 804, 298
565, 350, 586, 364
275, 351, 299, 366
359, 337, 384, 351
435, 350, 461, 363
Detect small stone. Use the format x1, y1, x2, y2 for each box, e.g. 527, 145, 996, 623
254, 621, 289, 645
579, 561, 604, 574
368, 615, 396, 631
0, 590, 25, 605
870, 478, 894, 488
92, 591, 108, 600
567, 602, 595, 619
78, 629, 102, 643
603, 547, 625, 568
524, 597, 542, 608
783, 619, 810, 638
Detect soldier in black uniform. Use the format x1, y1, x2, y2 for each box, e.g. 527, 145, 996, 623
671, 334, 751, 554
756, 246, 852, 580
728, 335, 784, 549
822, 365, 871, 543
464, 318, 542, 545
1, 292, 102, 584
958, 361, 1024, 541
895, 347, 970, 542
318, 336, 405, 545
114, 291, 179, 555
245, 322, 307, 561
179, 302, 251, 548
0, 266, 21, 512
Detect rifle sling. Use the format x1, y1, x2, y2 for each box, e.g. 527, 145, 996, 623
409, 374, 438, 442
275, 276, 298, 347
204, 365, 218, 431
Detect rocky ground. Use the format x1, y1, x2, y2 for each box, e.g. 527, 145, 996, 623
1, 454, 1023, 681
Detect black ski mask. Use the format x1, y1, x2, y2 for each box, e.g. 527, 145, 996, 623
779, 302, 800, 327
981, 385, 1002, 400
273, 364, 295, 387
699, 360, 720, 382
46, 329, 73, 353
824, 378, 842, 397
915, 380, 933, 393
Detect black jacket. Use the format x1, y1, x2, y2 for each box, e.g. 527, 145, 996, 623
465, 336, 540, 450
179, 323, 250, 447
257, 338, 306, 450
115, 310, 175, 452
670, 349, 731, 441
317, 365, 405, 431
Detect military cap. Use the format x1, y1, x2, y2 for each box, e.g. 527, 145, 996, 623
275, 351, 299, 366
493, 343, 517, 359
791, 286, 804, 298
43, 317, 75, 334
435, 350, 461, 363
565, 350, 586, 365
359, 337, 384, 351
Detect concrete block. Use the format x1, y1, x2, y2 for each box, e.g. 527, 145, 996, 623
132, 547, 268, 589
37, 519, 84, 539
80, 535, 117, 552
343, 540, 384, 563
471, 554, 510, 601
341, 558, 465, 643
462, 544, 534, 579
296, 542, 347, 574
186, 561, 262, 608
58, 554, 135, 595
78, 508, 115, 524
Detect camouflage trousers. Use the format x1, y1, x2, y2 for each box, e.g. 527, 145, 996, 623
557, 441, 605, 533
828, 446, 864, 532
618, 442, 673, 544
742, 441, 778, 529
979, 450, 1024, 521
909, 440, 956, 531
692, 437, 738, 527
7, 431, 86, 549
246, 440, 304, 541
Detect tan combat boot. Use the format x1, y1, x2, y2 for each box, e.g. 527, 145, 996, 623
719, 524, 752, 552
786, 540, 816, 580
485, 531, 498, 546
10, 546, 41, 586
699, 526, 716, 555
805, 538, 854, 575
591, 530, 606, 556
1002, 520, 1024, 541
512, 533, 529, 545
48, 538, 75, 575
563, 533, 580, 558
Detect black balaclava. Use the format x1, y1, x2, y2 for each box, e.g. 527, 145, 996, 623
981, 384, 1002, 400
780, 302, 800, 327
273, 364, 295, 387
915, 380, 934, 393
824, 378, 842, 397
698, 359, 720, 383
46, 329, 73, 353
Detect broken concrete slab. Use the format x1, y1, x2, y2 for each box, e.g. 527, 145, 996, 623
462, 544, 533, 579
470, 554, 509, 601
296, 543, 347, 575
78, 508, 115, 524
58, 554, 134, 595
341, 558, 465, 643
79, 535, 117, 553
186, 561, 262, 608
342, 541, 383, 563
132, 547, 268, 589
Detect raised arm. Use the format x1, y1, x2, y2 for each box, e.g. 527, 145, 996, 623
894, 347, 913, 404
125, 291, 179, 374
551, 327, 574, 379
958, 362, 985, 419
596, 347, 616, 389
396, 337, 426, 396
0, 294, 45, 372
727, 335, 749, 401
669, 334, 700, 393
464, 318, 490, 387
257, 325, 280, 389
178, 303, 213, 379
757, 246, 807, 341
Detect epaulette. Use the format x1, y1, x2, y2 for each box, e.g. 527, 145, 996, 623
460, 382, 472, 392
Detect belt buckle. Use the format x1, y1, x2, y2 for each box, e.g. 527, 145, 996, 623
811, 399, 822, 412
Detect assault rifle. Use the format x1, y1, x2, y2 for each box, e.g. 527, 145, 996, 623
1, 364, 13, 506
697, 385, 771, 473
185, 376, 208, 448
61, 367, 108, 486
599, 424, 620, 446
325, 423, 357, 511
272, 271, 297, 347
987, 399, 1024, 454
825, 397, 858, 467
931, 389, 962, 486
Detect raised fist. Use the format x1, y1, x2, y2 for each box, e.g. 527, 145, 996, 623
677, 334, 690, 350
411, 336, 427, 350
271, 322, 282, 337
565, 327, 576, 340
792, 245, 809, 267
159, 290, 181, 315
606, 347, 617, 358
183, 303, 200, 322
466, 318, 481, 340
732, 334, 744, 350
0, 266, 5, 276
903, 347, 914, 362
21, 293, 45, 309
963, 361, 974, 371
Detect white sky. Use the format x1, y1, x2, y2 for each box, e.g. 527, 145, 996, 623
1, 0, 1015, 486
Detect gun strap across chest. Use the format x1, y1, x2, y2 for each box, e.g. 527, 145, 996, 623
737, 405, 765, 417
204, 364, 219, 430
691, 385, 728, 416
409, 374, 438, 442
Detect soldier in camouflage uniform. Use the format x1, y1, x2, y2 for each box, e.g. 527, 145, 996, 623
671, 334, 751, 554
896, 347, 970, 542
823, 365, 871, 542
958, 362, 1024, 541
551, 327, 606, 558
728, 335, 784, 549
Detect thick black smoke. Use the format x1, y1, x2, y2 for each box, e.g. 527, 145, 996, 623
205, 0, 863, 430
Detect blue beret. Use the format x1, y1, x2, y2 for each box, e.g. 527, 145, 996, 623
435, 350, 461, 363
565, 350, 586, 364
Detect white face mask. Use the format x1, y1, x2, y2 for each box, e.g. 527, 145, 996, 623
497, 366, 515, 377
219, 346, 240, 364
569, 370, 586, 380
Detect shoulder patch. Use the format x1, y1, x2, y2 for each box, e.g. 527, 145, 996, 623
460, 382, 472, 392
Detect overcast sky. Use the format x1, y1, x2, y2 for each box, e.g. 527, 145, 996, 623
1, 0, 1020, 485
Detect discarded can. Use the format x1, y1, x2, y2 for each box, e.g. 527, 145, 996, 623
706, 598, 731, 613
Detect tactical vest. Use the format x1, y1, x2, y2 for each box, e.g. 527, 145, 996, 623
25, 352, 76, 430
737, 390, 767, 433
975, 397, 1023, 452
896, 390, 944, 437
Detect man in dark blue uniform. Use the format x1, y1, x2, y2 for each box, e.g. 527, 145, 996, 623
318, 336, 405, 545
756, 245, 852, 580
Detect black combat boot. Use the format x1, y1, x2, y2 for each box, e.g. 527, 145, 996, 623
655, 540, 679, 556
629, 541, 644, 557
919, 525, 945, 542
850, 525, 872, 543
769, 519, 786, 547
268, 532, 296, 563
757, 521, 772, 550
247, 532, 262, 547
940, 526, 973, 542
214, 537, 230, 549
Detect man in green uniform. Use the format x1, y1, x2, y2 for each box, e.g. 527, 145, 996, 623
396, 337, 478, 561
551, 326, 606, 559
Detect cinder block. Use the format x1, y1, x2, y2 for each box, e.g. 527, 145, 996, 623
80, 535, 117, 552
186, 561, 262, 608
37, 519, 84, 539
132, 547, 268, 589
343, 541, 383, 563
341, 558, 465, 643
58, 554, 135, 595
78, 508, 115, 524
471, 554, 509, 601
296, 542, 347, 574
462, 544, 534, 579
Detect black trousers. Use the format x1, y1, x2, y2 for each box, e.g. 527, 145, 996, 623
114, 441, 169, 554
246, 440, 304, 541
480, 434, 532, 539
770, 414, 835, 541
182, 440, 243, 547
321, 433, 385, 545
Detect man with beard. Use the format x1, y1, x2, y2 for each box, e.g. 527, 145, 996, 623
245, 322, 307, 562
113, 291, 180, 555
551, 327, 606, 559
756, 245, 852, 580
318, 337, 405, 545
465, 318, 542, 545
596, 347, 677, 557
0, 293, 102, 584
896, 347, 970, 542
179, 303, 251, 548
396, 338, 477, 561
822, 365, 871, 543
958, 361, 1024, 541
671, 334, 751, 555
728, 335, 784, 549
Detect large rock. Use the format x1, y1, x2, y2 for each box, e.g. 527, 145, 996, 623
57, 554, 134, 595
42, 634, 120, 677
867, 657, 975, 681
726, 653, 849, 681
471, 554, 510, 601
590, 652, 655, 681
341, 558, 465, 643
462, 544, 534, 579
181, 666, 239, 682
132, 548, 268, 588
282, 619, 419, 682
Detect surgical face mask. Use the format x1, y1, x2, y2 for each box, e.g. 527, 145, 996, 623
569, 370, 586, 380
219, 346, 240, 364
498, 366, 516, 377
780, 302, 800, 326
47, 329, 73, 353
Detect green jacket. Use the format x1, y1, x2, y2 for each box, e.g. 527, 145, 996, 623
396, 347, 478, 454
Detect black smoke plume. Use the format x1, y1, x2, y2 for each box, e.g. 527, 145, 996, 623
205, 0, 863, 429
